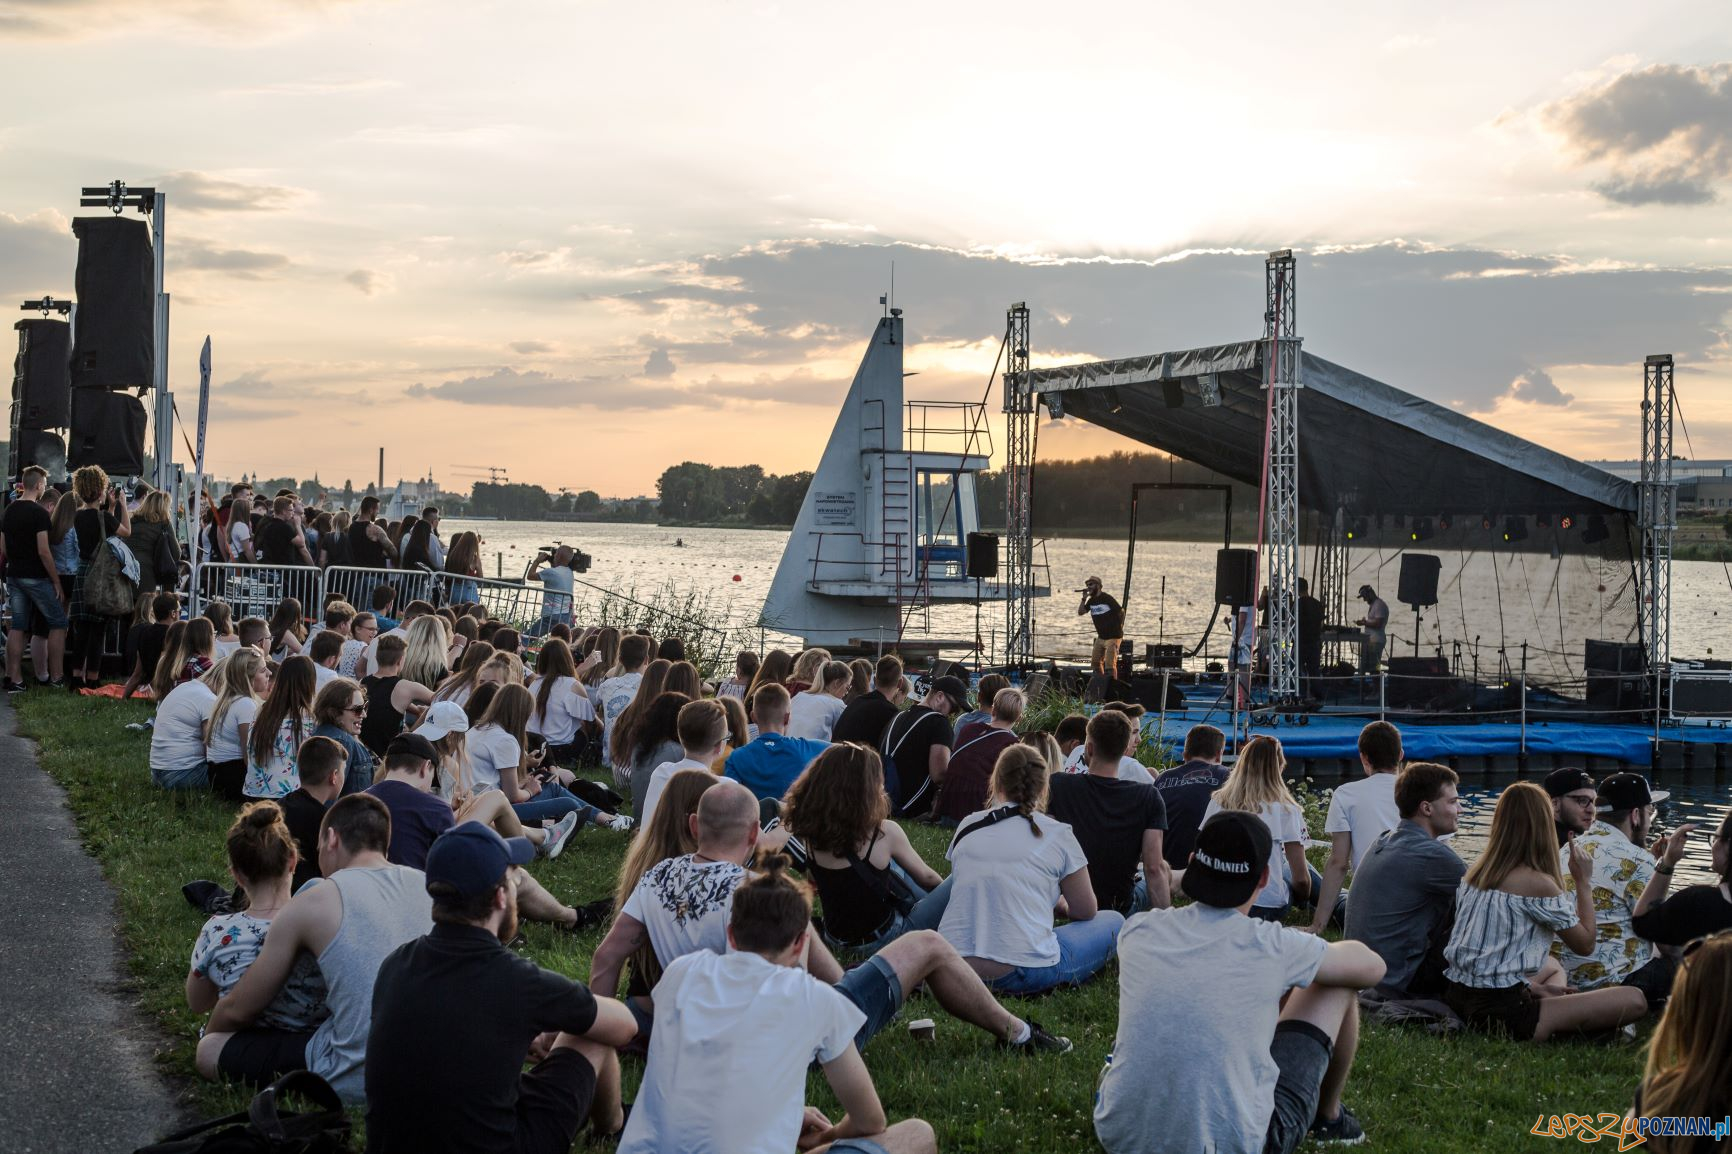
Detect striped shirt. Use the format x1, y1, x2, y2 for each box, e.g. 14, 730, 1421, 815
1443, 883, 1578, 989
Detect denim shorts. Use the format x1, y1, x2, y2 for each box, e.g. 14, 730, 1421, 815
833, 953, 904, 1051
828, 1141, 891, 1154
8, 576, 67, 633
1263, 1020, 1333, 1154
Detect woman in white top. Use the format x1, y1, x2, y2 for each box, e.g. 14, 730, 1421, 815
785, 660, 851, 741
242, 655, 318, 799
1202, 735, 1312, 922
938, 745, 1124, 995
431, 641, 496, 708
1442, 781, 1647, 1041
206, 650, 272, 802
528, 639, 601, 765
472, 683, 630, 832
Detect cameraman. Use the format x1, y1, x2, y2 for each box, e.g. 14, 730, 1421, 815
527, 545, 580, 637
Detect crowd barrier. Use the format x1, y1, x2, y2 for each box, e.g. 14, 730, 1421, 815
192, 562, 323, 623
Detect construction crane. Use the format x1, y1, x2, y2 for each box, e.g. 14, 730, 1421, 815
450, 465, 510, 483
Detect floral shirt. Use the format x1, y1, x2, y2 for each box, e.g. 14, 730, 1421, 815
244, 716, 319, 799
189, 911, 329, 1032
1552, 820, 1656, 988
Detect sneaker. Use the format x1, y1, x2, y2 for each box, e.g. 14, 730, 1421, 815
4, 680, 25, 695
1002, 1020, 1073, 1055
46, 678, 65, 689
604, 812, 635, 832
1311, 1103, 1366, 1145
541, 811, 580, 860
555, 898, 616, 934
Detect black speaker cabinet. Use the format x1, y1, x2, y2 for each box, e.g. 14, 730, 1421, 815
13, 319, 71, 430
1672, 676, 1732, 717
965, 531, 999, 579
71, 215, 155, 389
1398, 553, 1441, 608
1215, 548, 1256, 607
68, 388, 147, 476
1586, 640, 1648, 711
9, 430, 65, 480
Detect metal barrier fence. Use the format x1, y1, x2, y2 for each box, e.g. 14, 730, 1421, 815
435, 572, 561, 632
193, 562, 323, 623
324, 564, 437, 616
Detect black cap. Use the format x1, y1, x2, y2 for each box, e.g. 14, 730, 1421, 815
1182, 811, 1272, 909
1543, 768, 1596, 799
1596, 772, 1669, 813
931, 676, 970, 713
385, 733, 439, 764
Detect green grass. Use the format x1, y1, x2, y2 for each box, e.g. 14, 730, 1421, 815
19, 692, 1647, 1153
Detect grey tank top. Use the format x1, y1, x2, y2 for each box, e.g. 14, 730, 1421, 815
305, 864, 433, 1103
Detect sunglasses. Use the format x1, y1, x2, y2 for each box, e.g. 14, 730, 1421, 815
1682, 927, 1732, 962
343, 703, 367, 715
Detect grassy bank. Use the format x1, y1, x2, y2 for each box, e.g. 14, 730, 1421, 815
21, 692, 1645, 1153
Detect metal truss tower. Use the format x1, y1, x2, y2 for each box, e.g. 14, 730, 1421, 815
1314, 506, 1347, 670
1262, 251, 1302, 704
1640, 354, 1675, 675
1002, 303, 1036, 669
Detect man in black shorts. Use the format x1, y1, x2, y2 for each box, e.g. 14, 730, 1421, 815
366, 822, 636, 1151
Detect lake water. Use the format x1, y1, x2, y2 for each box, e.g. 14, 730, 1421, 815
445, 518, 1732, 885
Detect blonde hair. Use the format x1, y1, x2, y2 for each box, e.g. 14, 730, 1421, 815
1022, 731, 1066, 776
990, 744, 1050, 837
401, 615, 450, 689
136, 489, 172, 523
209, 648, 267, 739
1465, 781, 1563, 891
1213, 735, 1299, 815
789, 647, 832, 687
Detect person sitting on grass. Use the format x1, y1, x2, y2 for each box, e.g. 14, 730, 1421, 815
591, 779, 1067, 1054
1046, 708, 1170, 914
716, 649, 758, 702
954, 673, 1009, 735
1341, 762, 1464, 999
338, 612, 374, 679
1545, 767, 1598, 847
278, 736, 348, 894
155, 617, 217, 701
1632, 929, 1732, 1151
1052, 712, 1089, 765
784, 646, 832, 697
1632, 812, 1732, 947
243, 655, 319, 800
237, 616, 270, 655
360, 634, 435, 757
1203, 735, 1313, 922
306, 629, 346, 691
723, 683, 830, 802
597, 634, 651, 776
1308, 720, 1404, 932
120, 591, 179, 700
881, 676, 965, 817
787, 660, 852, 741
1094, 811, 1386, 1152
638, 698, 731, 831
1441, 781, 1648, 1042
197, 793, 434, 1104
1151, 723, 1229, 872
309, 677, 376, 794
527, 638, 601, 767
204, 600, 241, 658
205, 649, 273, 803
831, 654, 906, 747
364, 822, 636, 1152
785, 744, 954, 957
150, 657, 222, 791
939, 746, 1124, 995
186, 802, 329, 1036
619, 855, 938, 1154
934, 687, 1025, 825
1060, 703, 1154, 784
474, 683, 633, 833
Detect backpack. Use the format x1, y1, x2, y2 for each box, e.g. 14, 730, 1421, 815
133, 1070, 351, 1153
85, 536, 139, 617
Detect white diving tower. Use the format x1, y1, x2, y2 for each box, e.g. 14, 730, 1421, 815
761, 308, 1048, 652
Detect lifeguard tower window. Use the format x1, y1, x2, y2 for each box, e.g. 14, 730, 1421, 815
916, 469, 965, 579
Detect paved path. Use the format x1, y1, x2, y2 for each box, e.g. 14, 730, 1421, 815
0, 700, 184, 1151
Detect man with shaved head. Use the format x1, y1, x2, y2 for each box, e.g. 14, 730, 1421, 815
589, 779, 1068, 1055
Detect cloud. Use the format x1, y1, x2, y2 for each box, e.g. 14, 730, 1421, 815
693, 368, 845, 405
1545, 62, 1732, 206
642, 347, 676, 378
345, 268, 393, 296
404, 367, 708, 410
1504, 367, 1575, 406
0, 0, 358, 39
218, 369, 276, 397
0, 209, 74, 296
172, 236, 292, 278
158, 171, 304, 214
510, 340, 554, 355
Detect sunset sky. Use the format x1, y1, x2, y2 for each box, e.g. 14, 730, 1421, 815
2, 1, 1731, 496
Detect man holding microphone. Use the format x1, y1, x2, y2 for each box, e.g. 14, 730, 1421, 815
1078, 576, 1125, 678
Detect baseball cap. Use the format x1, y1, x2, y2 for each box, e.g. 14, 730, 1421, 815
1543, 768, 1596, 799
1084, 576, 1103, 587
384, 733, 439, 764
931, 675, 971, 713
414, 700, 471, 741
1181, 811, 1272, 909
424, 822, 534, 898
1596, 772, 1669, 813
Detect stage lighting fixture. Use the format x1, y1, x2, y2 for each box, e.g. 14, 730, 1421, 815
1536, 512, 1552, 529
1502, 516, 1528, 543
1409, 517, 1434, 542
1582, 514, 1610, 544
1560, 514, 1574, 530
1439, 513, 1453, 531
1346, 517, 1369, 541
1198, 372, 1222, 407
1481, 514, 1493, 531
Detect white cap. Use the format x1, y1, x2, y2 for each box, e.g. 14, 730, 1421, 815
415, 699, 471, 741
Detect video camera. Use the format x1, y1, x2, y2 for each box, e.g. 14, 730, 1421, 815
541, 543, 592, 574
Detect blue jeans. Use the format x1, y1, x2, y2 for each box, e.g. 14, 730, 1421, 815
985, 910, 1127, 995
152, 761, 209, 790
1252, 865, 1325, 923
511, 780, 596, 825
8, 576, 67, 633
834, 872, 956, 957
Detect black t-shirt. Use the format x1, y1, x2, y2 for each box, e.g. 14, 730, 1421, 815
73, 508, 116, 564
257, 517, 301, 566
831, 690, 901, 747
1046, 772, 1166, 911
2, 499, 52, 579
1084, 592, 1124, 639
129, 621, 170, 683
278, 788, 329, 893
1152, 759, 1232, 869
1298, 595, 1325, 648
360, 675, 406, 756
881, 704, 952, 817
1630, 883, 1732, 947
366, 923, 599, 1153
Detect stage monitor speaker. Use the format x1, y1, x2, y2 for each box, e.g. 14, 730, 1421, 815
1215, 548, 1256, 607
1084, 672, 1131, 704
9, 429, 65, 479
1398, 553, 1441, 608
70, 216, 155, 389
1126, 674, 1185, 713
1145, 643, 1186, 670
13, 319, 72, 430
68, 388, 146, 476
1386, 656, 1451, 708
1673, 676, 1732, 717
1161, 379, 1184, 408
965, 531, 999, 579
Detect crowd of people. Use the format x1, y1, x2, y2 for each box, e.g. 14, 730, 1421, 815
5, 480, 1724, 1153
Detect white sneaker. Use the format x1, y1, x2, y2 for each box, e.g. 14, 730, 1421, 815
541, 811, 580, 860
604, 812, 635, 833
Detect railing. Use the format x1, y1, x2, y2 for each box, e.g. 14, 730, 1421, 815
193, 562, 323, 622
434, 572, 563, 632
323, 564, 437, 613
904, 400, 992, 456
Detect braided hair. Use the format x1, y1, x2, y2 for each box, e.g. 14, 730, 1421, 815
989, 744, 1050, 838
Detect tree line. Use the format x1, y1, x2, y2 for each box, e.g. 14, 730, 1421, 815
654, 462, 813, 525
977, 451, 1259, 536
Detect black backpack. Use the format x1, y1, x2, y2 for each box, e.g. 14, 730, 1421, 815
134, 1071, 351, 1153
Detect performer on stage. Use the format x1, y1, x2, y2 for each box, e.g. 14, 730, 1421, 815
1297, 578, 1324, 690
1078, 576, 1125, 676
1355, 585, 1388, 673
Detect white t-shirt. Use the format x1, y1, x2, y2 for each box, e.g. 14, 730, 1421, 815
213, 638, 242, 660
621, 854, 749, 968
527, 675, 595, 745
1202, 797, 1309, 910
151, 680, 218, 774
1323, 772, 1401, 870
337, 639, 366, 680
466, 723, 521, 794
939, 809, 1089, 969
362, 626, 407, 679
619, 950, 864, 1154
229, 517, 252, 558
313, 663, 341, 690
207, 696, 258, 764
596, 671, 643, 768
638, 756, 710, 831
786, 691, 846, 741
1062, 745, 1154, 785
